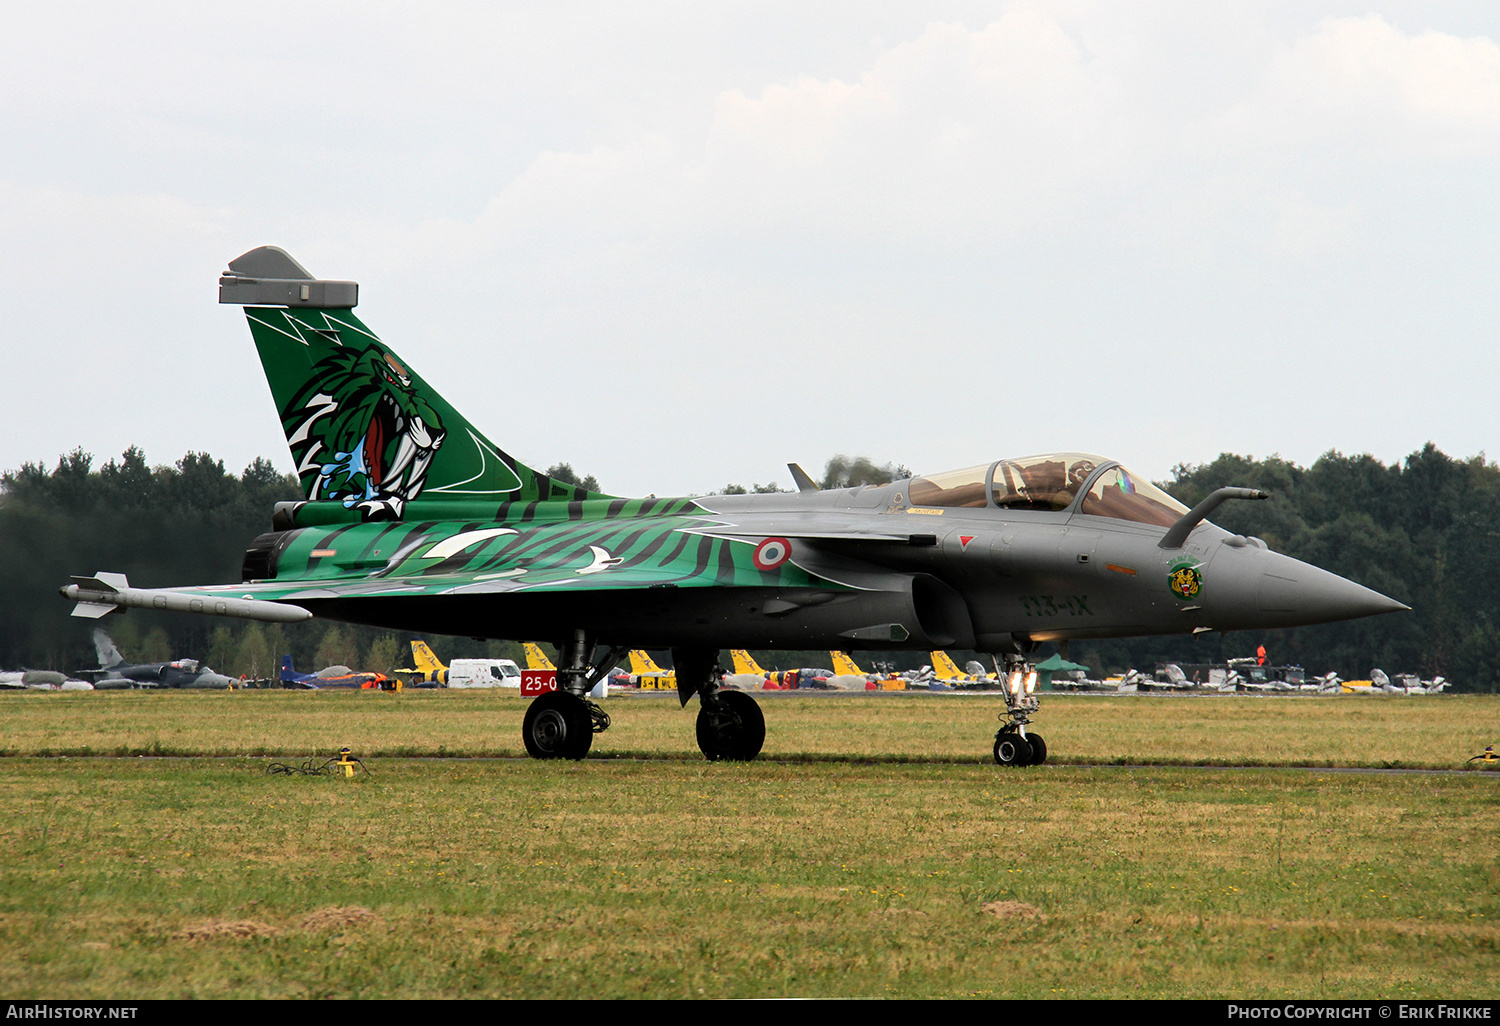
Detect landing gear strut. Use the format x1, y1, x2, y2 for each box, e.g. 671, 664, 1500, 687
520, 630, 617, 761
992, 653, 1046, 767
675, 647, 765, 762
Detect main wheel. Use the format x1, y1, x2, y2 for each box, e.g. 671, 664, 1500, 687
522, 691, 593, 760
696, 691, 765, 762
993, 732, 1034, 767
1025, 733, 1047, 765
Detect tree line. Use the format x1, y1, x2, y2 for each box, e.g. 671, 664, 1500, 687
1, 444, 1495, 689
0, 448, 521, 679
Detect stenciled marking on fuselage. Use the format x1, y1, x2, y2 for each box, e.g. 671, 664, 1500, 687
1018, 595, 1094, 617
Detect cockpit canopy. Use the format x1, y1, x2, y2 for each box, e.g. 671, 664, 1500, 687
906, 453, 1189, 527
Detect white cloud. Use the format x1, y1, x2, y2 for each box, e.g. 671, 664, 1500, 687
1244, 14, 1500, 158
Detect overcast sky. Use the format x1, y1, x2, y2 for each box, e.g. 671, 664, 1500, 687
4, 2, 1497, 497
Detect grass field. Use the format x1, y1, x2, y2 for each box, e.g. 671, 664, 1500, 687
0, 690, 1496, 999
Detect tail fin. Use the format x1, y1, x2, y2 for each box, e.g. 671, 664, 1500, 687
280, 655, 296, 681
409, 640, 446, 674
91, 629, 124, 670
522, 642, 555, 671
628, 650, 665, 674
930, 651, 965, 680
729, 649, 766, 675
831, 650, 865, 676
219, 246, 615, 520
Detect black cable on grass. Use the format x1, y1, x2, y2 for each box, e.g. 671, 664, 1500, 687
267, 748, 373, 777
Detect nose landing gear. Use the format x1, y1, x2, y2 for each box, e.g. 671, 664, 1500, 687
992, 657, 1046, 766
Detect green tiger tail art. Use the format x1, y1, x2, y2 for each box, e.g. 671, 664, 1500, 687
243, 307, 615, 519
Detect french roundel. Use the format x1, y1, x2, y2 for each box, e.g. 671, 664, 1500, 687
753, 537, 792, 571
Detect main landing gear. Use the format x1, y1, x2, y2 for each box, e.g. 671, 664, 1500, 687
676, 648, 765, 762
518, 637, 766, 762
992, 655, 1047, 767
520, 630, 616, 761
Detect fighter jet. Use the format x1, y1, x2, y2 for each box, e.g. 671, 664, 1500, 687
62, 247, 1408, 764
85, 629, 237, 690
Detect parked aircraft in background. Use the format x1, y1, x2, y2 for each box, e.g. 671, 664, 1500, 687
85, 630, 238, 690
63, 247, 1409, 765
929, 650, 969, 684
725, 650, 771, 690
829, 651, 876, 690
395, 639, 447, 686
522, 642, 555, 671
279, 656, 388, 689
0, 669, 92, 690
627, 650, 676, 690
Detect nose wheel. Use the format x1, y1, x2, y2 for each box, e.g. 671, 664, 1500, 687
993, 728, 1046, 766
992, 655, 1045, 766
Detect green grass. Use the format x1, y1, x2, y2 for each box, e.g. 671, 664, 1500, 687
0, 691, 1496, 998
0, 689, 1494, 768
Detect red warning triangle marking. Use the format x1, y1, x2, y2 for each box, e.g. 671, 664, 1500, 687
959, 535, 975, 549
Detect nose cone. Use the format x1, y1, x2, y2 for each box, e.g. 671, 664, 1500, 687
1205, 545, 1408, 630
1256, 555, 1409, 625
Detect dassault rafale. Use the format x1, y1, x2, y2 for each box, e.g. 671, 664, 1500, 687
62, 247, 1408, 764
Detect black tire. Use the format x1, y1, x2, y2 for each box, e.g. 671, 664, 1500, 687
522, 691, 593, 760
993, 732, 1033, 767
1025, 733, 1047, 765
696, 691, 766, 762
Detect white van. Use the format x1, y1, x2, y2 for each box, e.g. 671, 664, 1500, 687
446, 659, 522, 689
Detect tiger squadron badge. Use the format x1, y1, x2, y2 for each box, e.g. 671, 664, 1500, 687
1168, 557, 1204, 602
